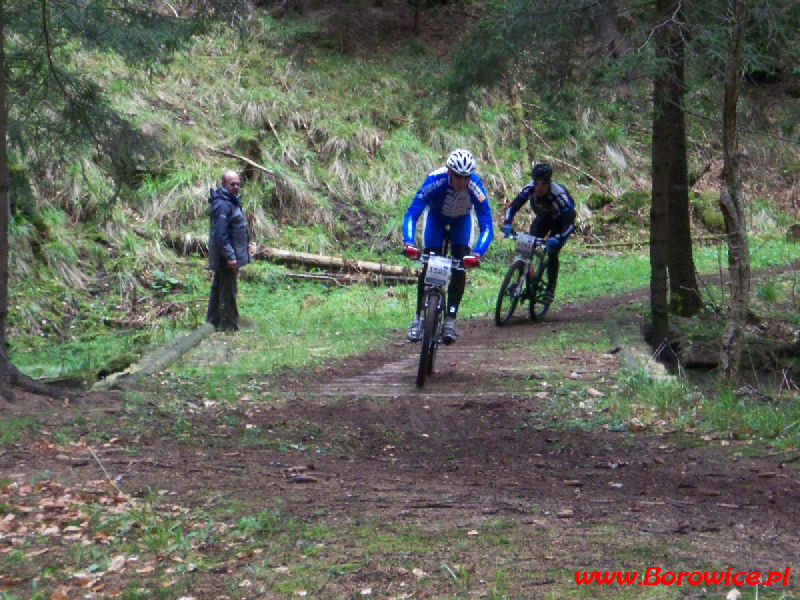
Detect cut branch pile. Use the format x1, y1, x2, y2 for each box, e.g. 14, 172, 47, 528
163, 231, 207, 257
103, 300, 203, 329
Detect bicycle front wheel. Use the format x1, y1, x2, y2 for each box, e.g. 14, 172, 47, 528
495, 259, 526, 326
528, 252, 551, 322
417, 292, 441, 387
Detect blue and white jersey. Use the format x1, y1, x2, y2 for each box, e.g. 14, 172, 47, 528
402, 167, 494, 256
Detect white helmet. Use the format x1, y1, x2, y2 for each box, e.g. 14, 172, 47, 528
446, 148, 477, 176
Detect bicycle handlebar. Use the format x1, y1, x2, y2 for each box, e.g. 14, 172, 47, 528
506, 231, 546, 245
418, 253, 477, 270
403, 247, 479, 269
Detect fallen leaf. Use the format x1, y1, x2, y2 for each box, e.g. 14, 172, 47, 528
39, 525, 60, 536
69, 572, 96, 586
412, 568, 428, 580
107, 555, 126, 572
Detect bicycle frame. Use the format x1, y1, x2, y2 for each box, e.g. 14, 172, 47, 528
494, 232, 549, 326
414, 251, 467, 387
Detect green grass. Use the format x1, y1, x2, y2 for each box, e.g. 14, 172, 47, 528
0, 417, 37, 447
10, 235, 800, 390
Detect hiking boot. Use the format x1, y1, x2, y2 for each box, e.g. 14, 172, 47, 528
407, 317, 422, 342
442, 316, 458, 344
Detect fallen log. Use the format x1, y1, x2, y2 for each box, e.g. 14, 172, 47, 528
250, 245, 413, 276
161, 233, 412, 278
283, 271, 416, 286
92, 323, 215, 391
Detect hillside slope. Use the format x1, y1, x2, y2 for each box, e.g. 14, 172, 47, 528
7, 1, 800, 378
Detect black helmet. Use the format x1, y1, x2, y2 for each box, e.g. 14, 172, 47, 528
531, 163, 553, 182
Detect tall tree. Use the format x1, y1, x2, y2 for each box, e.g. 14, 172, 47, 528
650, 0, 702, 355
0, 0, 11, 396
0, 0, 53, 398
718, 0, 749, 379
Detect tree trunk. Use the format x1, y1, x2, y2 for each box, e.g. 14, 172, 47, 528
718, 0, 750, 380
595, 0, 629, 59
0, 0, 12, 393
661, 1, 701, 317
0, 3, 62, 400
410, 0, 421, 35
650, 0, 681, 356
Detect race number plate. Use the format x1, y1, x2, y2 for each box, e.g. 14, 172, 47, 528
515, 233, 536, 257
425, 256, 452, 287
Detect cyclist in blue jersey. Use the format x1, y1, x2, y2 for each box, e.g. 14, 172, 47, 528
501, 163, 575, 309
403, 149, 494, 344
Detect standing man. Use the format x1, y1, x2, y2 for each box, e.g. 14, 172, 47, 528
501, 163, 575, 310
207, 170, 250, 332
403, 148, 493, 344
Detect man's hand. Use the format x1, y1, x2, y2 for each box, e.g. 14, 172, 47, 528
462, 254, 480, 268
403, 244, 420, 260
545, 236, 561, 251
501, 224, 513, 238
226, 259, 239, 270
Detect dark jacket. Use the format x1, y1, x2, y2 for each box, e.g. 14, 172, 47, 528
504, 181, 576, 238
208, 186, 250, 271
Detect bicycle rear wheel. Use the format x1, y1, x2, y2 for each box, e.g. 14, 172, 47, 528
528, 252, 551, 322
417, 292, 441, 387
495, 259, 526, 326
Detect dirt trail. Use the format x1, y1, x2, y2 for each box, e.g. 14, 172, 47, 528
250, 299, 800, 574
3, 293, 799, 598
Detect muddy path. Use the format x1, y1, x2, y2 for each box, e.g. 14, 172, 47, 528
3, 292, 799, 598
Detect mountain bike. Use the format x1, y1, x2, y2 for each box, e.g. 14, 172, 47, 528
405, 241, 478, 387
494, 232, 551, 326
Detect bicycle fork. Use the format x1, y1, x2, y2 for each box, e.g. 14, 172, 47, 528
424, 289, 444, 341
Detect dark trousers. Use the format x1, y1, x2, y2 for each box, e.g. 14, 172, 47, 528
415, 244, 469, 318
530, 218, 562, 294
206, 268, 239, 331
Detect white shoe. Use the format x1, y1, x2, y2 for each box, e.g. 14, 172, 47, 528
407, 317, 422, 342
442, 317, 457, 344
